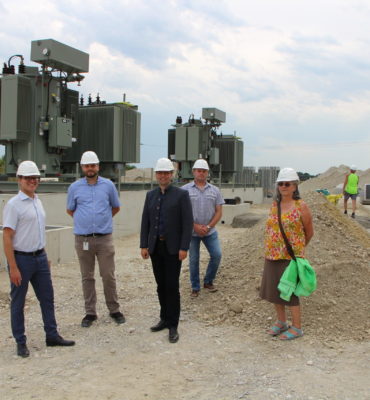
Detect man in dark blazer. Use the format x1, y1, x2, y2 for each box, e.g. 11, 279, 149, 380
140, 158, 193, 343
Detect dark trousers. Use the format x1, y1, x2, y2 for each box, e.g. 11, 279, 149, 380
10, 252, 58, 344
150, 240, 182, 328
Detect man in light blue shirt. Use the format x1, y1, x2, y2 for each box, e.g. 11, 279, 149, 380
182, 159, 224, 297
67, 151, 125, 327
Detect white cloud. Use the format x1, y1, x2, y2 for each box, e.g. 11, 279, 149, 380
1, 0, 370, 173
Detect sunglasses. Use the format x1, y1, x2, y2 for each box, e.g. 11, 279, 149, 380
278, 182, 292, 187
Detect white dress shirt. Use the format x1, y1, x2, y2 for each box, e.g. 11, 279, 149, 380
3, 191, 46, 252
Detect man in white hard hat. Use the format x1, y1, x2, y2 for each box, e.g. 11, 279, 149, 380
182, 159, 225, 297
66, 151, 125, 327
343, 165, 359, 218
3, 161, 75, 357
140, 158, 193, 343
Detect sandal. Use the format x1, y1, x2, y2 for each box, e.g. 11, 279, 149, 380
267, 320, 289, 336
279, 326, 304, 340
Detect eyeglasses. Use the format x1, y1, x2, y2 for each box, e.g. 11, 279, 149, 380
278, 182, 291, 187
22, 176, 40, 182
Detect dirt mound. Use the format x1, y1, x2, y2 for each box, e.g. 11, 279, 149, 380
182, 191, 370, 342
301, 165, 370, 193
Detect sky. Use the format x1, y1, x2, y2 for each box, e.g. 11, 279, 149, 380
1, 0, 370, 174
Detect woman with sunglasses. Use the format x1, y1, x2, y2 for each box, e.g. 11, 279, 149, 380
260, 168, 314, 340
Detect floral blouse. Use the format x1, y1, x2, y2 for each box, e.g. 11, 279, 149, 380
264, 200, 306, 260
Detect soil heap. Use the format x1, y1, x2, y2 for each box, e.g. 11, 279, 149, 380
300, 165, 370, 193
182, 190, 370, 343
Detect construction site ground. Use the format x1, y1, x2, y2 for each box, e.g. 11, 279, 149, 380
0, 168, 369, 400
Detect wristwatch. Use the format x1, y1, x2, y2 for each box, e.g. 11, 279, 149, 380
206, 225, 211, 230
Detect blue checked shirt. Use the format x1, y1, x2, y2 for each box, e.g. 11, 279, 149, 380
181, 181, 224, 237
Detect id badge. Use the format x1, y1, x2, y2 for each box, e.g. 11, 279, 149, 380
83, 241, 89, 251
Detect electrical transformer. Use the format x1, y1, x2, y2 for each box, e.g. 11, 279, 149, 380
168, 108, 243, 182
62, 101, 141, 178
212, 135, 244, 183
0, 39, 141, 180
258, 166, 280, 196
0, 39, 88, 175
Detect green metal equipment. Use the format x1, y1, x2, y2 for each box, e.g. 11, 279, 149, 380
0, 39, 140, 179
0, 39, 87, 175
168, 108, 243, 182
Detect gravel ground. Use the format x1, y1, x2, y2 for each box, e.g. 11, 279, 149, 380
0, 186, 369, 400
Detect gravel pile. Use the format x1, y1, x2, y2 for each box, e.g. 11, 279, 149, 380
182, 190, 370, 343
300, 165, 370, 192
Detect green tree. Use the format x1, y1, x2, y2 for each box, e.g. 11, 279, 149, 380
297, 171, 317, 181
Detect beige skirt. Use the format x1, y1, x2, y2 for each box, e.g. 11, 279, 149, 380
260, 259, 300, 306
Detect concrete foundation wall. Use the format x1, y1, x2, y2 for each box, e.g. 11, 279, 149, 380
1, 187, 262, 238
0, 187, 263, 269
220, 187, 263, 204
220, 203, 251, 225
0, 226, 75, 270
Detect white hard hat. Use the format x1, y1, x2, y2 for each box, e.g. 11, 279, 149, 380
350, 164, 357, 171
154, 158, 174, 172
276, 167, 299, 182
16, 161, 40, 177
193, 159, 209, 170
80, 151, 99, 165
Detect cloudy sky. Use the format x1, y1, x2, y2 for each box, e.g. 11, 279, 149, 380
1, 0, 370, 174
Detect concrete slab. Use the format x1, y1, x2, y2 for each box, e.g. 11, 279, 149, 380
220, 203, 251, 225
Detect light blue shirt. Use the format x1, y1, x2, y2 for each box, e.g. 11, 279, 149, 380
3, 191, 46, 252
182, 181, 224, 237
67, 176, 120, 235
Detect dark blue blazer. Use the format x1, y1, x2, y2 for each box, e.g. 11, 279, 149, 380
140, 185, 193, 255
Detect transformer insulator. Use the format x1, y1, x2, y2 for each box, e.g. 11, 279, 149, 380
2, 63, 10, 74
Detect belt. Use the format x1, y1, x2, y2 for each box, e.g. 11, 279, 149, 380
79, 233, 109, 237
14, 249, 44, 256
158, 236, 166, 241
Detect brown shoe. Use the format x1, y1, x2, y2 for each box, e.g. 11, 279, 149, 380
190, 290, 199, 298
203, 283, 217, 292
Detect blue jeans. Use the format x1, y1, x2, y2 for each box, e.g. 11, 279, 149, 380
10, 252, 58, 344
189, 231, 222, 291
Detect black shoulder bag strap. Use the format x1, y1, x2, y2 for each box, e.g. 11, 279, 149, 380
277, 201, 297, 261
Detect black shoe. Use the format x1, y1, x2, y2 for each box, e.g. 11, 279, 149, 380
169, 327, 179, 343
81, 314, 97, 328
351, 213, 355, 218
46, 335, 75, 347
17, 343, 30, 358
344, 210, 347, 215
110, 312, 126, 324
150, 319, 168, 332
